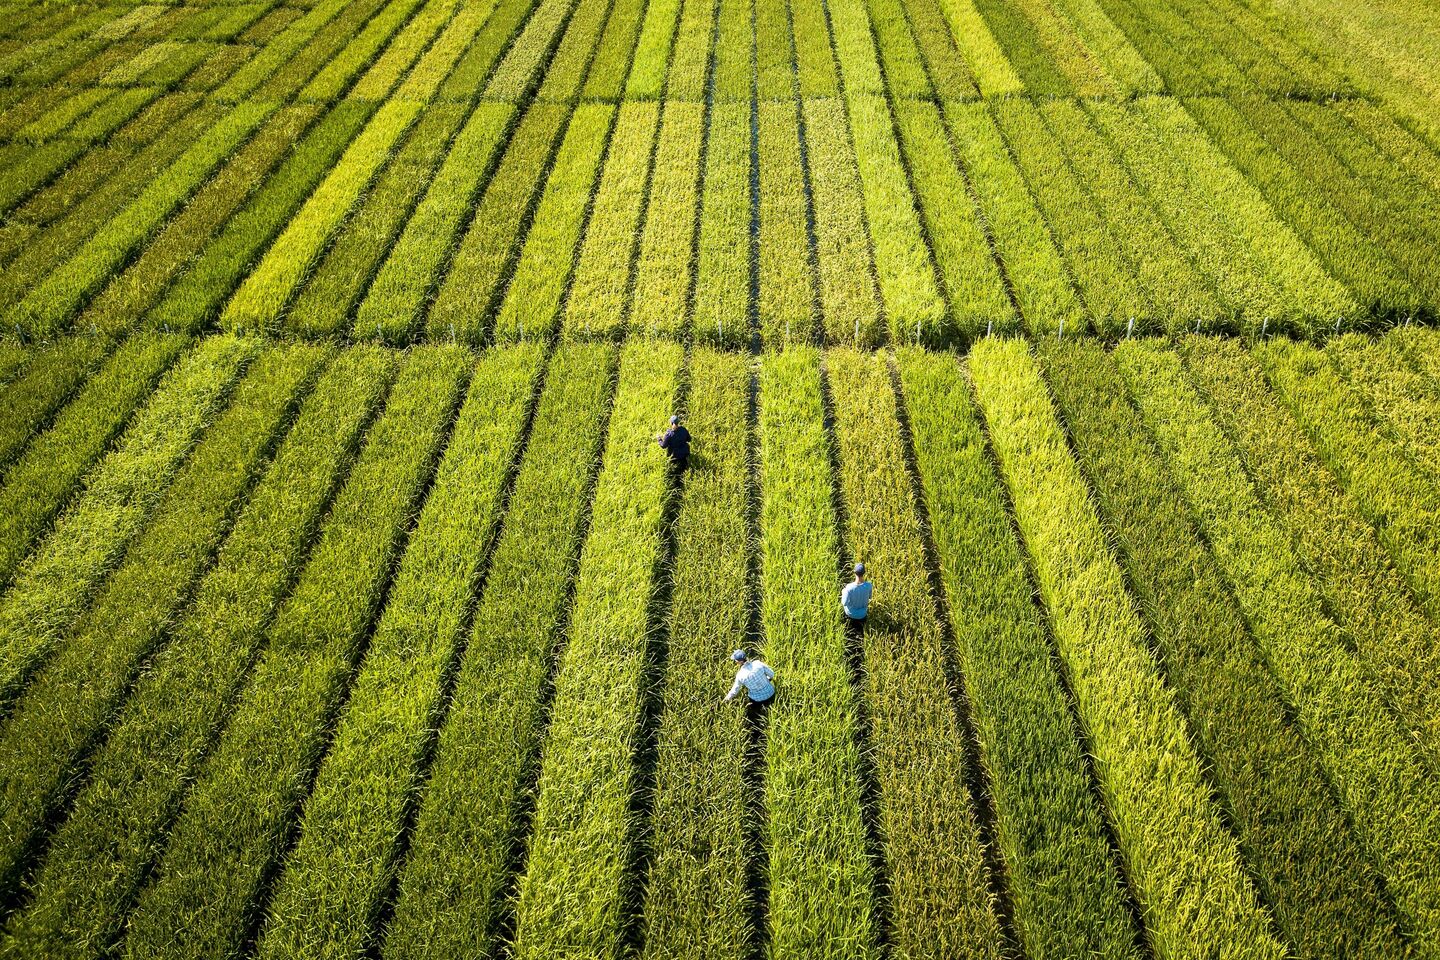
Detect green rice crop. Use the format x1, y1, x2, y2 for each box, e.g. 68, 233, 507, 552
81, 106, 322, 340
346, 0, 466, 100
1254, 338, 1440, 624
758, 347, 877, 959
967, 0, 1069, 94
1330, 332, 1440, 475
1114, 340, 1440, 950
638, 349, 752, 960
357, 103, 518, 342
510, 339, 684, 959
1337, 98, 1440, 197
968, 337, 1285, 960
0, 335, 187, 589
0, 334, 241, 710
1184, 336, 1440, 771
693, 102, 752, 349
758, 100, 818, 347
991, 100, 1147, 334
0, 344, 28, 386
125, 345, 498, 960
213, 0, 352, 101
711, 0, 752, 101
536, 0, 614, 101
435, 0, 545, 100
0, 346, 401, 960
755, 0, 794, 100
897, 346, 1141, 960
826, 348, 1001, 958
791, 0, 838, 96
1011, 0, 1115, 94
892, 101, 1013, 340
148, 102, 376, 334
1050, 0, 1161, 91
362, 344, 620, 960
860, 0, 931, 98
846, 96, 947, 346
486, 0, 580, 99
803, 99, 883, 347
630, 101, 704, 338
0, 335, 112, 472
583, 0, 653, 100
1040, 100, 1224, 332
1039, 339, 1407, 960
563, 103, 660, 341
665, 0, 715, 99
284, 105, 466, 339
625, 0, 682, 97
11, 88, 112, 144
826, 0, 883, 94
252, 0, 395, 101
223, 100, 423, 333
1183, 96, 1418, 321
901, 0, 978, 97
424, 104, 569, 343
0, 343, 329, 911
493, 104, 617, 343
942, 102, 1084, 336
297, 0, 433, 101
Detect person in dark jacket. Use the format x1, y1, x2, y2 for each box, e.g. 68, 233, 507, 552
657, 415, 691, 471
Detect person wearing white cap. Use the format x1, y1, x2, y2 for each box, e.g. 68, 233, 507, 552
722, 649, 775, 720
841, 562, 872, 634
656, 415, 691, 472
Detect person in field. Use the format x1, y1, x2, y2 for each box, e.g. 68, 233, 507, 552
656, 415, 691, 472
841, 562, 872, 634
723, 649, 775, 721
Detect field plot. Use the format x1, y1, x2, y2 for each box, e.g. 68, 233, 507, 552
4, 0, 1440, 954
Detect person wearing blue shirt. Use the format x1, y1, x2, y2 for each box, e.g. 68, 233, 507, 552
841, 562, 873, 635
723, 649, 775, 723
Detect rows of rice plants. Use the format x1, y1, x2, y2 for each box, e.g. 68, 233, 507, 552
693, 103, 751, 349
757, 99, 818, 347
1181, 338, 1440, 770
1329, 332, 1440, 476
803, 99, 884, 347
0, 335, 187, 589
637, 348, 751, 960
124, 346, 525, 960
845, 96, 947, 346
486, 0, 582, 99
664, 0, 715, 99
0, 343, 330, 912
757, 347, 877, 959
0, 335, 245, 708
891, 101, 1013, 339
791, 0, 838, 96
1113, 341, 1440, 948
357, 104, 518, 342
968, 338, 1285, 960
147, 102, 377, 334
901, 0, 977, 98
1038, 339, 1407, 959
1253, 339, 1440, 623
581, 0, 652, 101
0, 346, 403, 960
563, 103, 661, 341
424, 105, 570, 343
493, 104, 618, 343
630, 101, 704, 338
625, 0, 683, 98
510, 339, 684, 958
940, 103, 1083, 336
825, 348, 1000, 958
861, 0, 930, 99
896, 346, 1140, 960
276, 344, 615, 960
0, 336, 114, 473
284, 105, 468, 339
536, 0, 616, 101
755, 0, 795, 100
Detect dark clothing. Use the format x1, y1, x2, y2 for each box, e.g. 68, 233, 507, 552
745, 690, 775, 726
659, 425, 691, 469
843, 611, 866, 641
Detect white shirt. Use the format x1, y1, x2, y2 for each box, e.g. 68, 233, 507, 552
725, 661, 775, 702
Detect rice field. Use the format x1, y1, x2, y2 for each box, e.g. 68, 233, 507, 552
3, 0, 1440, 955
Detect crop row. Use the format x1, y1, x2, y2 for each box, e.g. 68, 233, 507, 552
0, 335, 114, 475
1329, 332, 1440, 478
896, 346, 1140, 960
0, 343, 332, 930
379, 343, 617, 960
825, 349, 1000, 957
131, 345, 516, 960
1113, 340, 1440, 949
0, 335, 244, 710
0, 346, 403, 960
968, 338, 1285, 960
1038, 339, 1406, 959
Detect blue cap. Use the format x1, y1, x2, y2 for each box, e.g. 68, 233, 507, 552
670, 415, 680, 425
731, 649, 747, 662
854, 562, 865, 575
